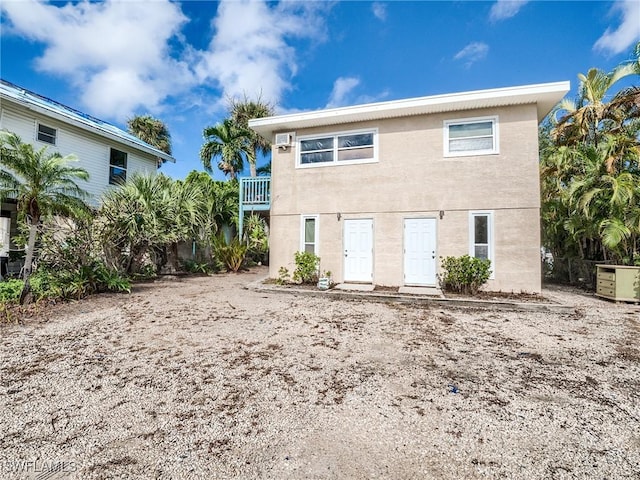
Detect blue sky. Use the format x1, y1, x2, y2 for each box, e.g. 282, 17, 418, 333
1, 0, 639, 180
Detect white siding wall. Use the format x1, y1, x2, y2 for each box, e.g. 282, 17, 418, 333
1, 103, 158, 204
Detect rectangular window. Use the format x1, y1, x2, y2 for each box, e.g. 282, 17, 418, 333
109, 148, 127, 185
444, 116, 498, 157
298, 129, 377, 167
469, 211, 494, 277
37, 124, 57, 145
301, 215, 319, 254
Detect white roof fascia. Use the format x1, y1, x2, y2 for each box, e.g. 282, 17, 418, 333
249, 81, 570, 139
0, 87, 176, 163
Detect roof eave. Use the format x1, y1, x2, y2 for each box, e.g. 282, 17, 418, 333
249, 81, 570, 139
1, 92, 176, 163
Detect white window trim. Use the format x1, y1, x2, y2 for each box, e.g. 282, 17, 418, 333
443, 115, 499, 157
296, 128, 378, 168
300, 214, 320, 255
36, 122, 57, 146
109, 147, 128, 185
469, 210, 495, 279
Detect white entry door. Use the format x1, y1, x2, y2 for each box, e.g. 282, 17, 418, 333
404, 218, 437, 286
344, 219, 373, 282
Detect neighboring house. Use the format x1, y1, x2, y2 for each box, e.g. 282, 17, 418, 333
0, 79, 175, 271
248, 81, 569, 293
0, 79, 175, 202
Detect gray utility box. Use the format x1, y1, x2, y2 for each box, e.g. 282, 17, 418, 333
596, 264, 640, 303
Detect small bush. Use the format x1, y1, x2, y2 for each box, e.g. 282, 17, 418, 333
292, 251, 320, 284
182, 259, 214, 274
276, 266, 290, 285
244, 214, 269, 265
0, 279, 24, 304
212, 234, 247, 272
30, 262, 130, 301
439, 255, 491, 295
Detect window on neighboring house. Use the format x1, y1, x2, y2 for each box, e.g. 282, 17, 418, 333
444, 116, 498, 157
37, 124, 57, 145
109, 148, 127, 185
298, 130, 376, 167
469, 211, 494, 277
301, 215, 319, 254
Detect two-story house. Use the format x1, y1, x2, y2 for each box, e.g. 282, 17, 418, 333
248, 82, 569, 293
0, 79, 175, 267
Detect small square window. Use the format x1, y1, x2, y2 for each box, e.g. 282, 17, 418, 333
109, 148, 127, 185
37, 124, 56, 145
444, 117, 498, 157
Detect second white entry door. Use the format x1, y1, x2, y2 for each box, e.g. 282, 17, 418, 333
404, 218, 437, 286
343, 219, 373, 282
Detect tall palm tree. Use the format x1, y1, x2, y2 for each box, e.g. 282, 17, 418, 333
229, 96, 274, 177
552, 64, 638, 148
200, 119, 250, 179
127, 115, 172, 166
0, 131, 89, 300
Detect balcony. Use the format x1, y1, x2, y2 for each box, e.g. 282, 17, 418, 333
239, 176, 270, 234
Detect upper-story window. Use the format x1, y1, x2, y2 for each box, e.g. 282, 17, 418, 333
37, 124, 57, 145
297, 129, 377, 167
444, 116, 498, 157
109, 148, 127, 185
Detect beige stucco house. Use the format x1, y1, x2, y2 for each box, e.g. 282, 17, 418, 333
249, 82, 569, 293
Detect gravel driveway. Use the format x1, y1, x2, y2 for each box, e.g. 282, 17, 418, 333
1, 267, 639, 479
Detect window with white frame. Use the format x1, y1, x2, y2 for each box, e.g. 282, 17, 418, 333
469, 211, 494, 276
444, 116, 498, 157
109, 148, 127, 185
37, 123, 57, 145
298, 129, 376, 167
301, 215, 319, 254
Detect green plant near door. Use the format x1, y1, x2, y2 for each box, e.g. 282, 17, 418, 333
292, 251, 320, 284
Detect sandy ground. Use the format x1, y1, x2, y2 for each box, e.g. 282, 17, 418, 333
1, 267, 639, 480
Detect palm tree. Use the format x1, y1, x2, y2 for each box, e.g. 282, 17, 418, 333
0, 131, 89, 300
200, 119, 250, 179
229, 96, 274, 177
127, 115, 172, 166
99, 173, 203, 274
552, 64, 638, 148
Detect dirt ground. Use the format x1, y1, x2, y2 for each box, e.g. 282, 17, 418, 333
1, 267, 639, 479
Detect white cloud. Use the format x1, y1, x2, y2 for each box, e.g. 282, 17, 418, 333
489, 0, 529, 22
0, 0, 332, 120
196, 0, 330, 110
594, 0, 640, 55
1, 0, 193, 120
372, 3, 387, 21
453, 42, 489, 68
326, 77, 361, 108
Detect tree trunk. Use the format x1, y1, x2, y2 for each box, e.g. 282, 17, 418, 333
249, 149, 257, 177
19, 221, 39, 305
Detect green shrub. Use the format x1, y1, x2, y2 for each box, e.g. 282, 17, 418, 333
276, 266, 290, 285
292, 251, 320, 284
439, 255, 491, 295
181, 259, 214, 274
0, 279, 24, 304
212, 234, 247, 272
30, 262, 130, 301
244, 214, 269, 265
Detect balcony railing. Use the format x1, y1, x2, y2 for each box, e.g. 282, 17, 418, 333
240, 176, 271, 209
239, 176, 271, 235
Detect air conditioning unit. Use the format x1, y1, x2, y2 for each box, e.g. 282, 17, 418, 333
274, 132, 294, 148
